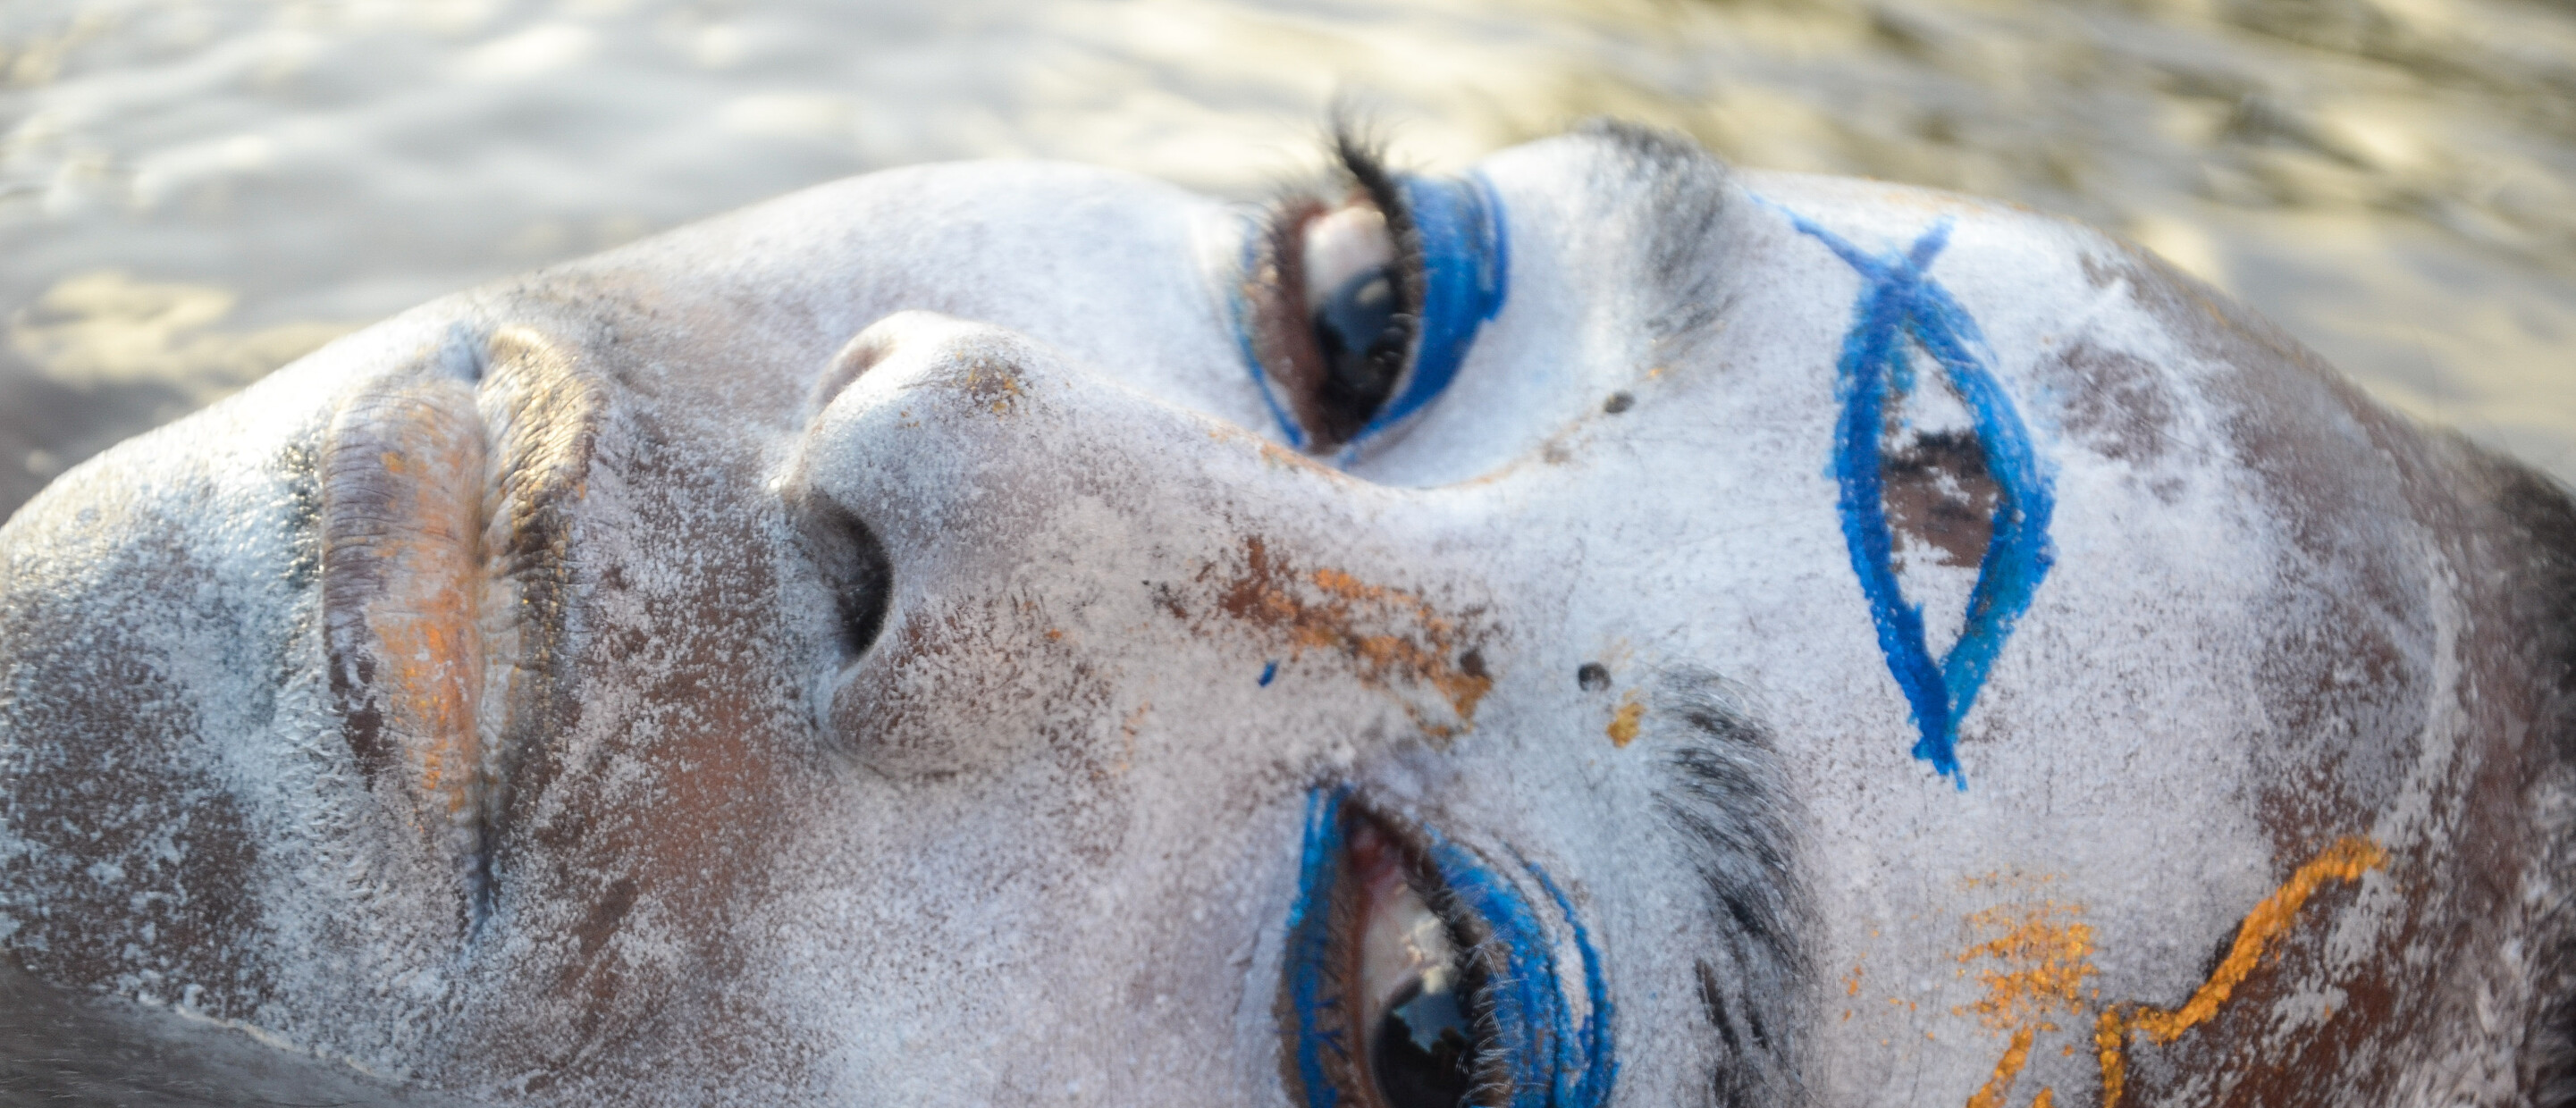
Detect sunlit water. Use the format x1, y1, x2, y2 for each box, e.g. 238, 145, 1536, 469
0, 0, 2572, 1100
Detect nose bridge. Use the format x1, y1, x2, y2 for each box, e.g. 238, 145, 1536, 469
777, 314, 1521, 1105
790, 312, 1509, 776
796, 310, 1379, 590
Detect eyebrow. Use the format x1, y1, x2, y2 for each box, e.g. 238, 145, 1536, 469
1649, 669, 1813, 1105
1572, 120, 1739, 346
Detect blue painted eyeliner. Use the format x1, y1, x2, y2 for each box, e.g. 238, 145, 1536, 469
1284, 788, 1613, 1108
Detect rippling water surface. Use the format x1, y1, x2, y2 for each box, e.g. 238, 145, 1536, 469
1, 0, 2572, 1099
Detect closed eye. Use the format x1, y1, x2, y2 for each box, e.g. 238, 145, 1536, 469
1233, 135, 1507, 458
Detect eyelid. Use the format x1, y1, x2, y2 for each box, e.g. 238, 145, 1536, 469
1227, 171, 1509, 461
1424, 838, 1613, 1108
1281, 789, 1613, 1108
1346, 172, 1508, 450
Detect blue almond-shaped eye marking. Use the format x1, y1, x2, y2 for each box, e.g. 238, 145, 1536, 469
1765, 203, 2057, 787
1352, 173, 1510, 445
1284, 787, 1614, 1108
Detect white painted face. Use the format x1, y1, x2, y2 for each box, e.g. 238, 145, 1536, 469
3, 126, 2571, 1107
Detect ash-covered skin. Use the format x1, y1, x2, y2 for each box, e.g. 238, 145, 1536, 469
1, 124, 2572, 1107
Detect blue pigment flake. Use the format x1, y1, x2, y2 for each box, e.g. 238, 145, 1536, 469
1773, 207, 2057, 786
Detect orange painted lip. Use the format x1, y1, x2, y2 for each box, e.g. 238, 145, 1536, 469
316, 326, 604, 908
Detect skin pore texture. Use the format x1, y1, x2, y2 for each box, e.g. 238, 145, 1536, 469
2, 124, 2573, 1106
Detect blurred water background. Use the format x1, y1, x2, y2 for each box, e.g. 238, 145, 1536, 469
4, 0, 2574, 523
0, 0, 2572, 1099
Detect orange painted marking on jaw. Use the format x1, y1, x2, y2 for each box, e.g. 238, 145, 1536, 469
2128, 836, 2388, 1045
2093, 1008, 2130, 1108
1947, 840, 2380, 1107
1966, 1025, 2039, 1108
2086, 835, 2387, 1108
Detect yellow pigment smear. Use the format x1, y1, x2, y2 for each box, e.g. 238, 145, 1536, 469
1606, 695, 1644, 747
2091, 835, 2388, 1108
1949, 897, 2094, 1108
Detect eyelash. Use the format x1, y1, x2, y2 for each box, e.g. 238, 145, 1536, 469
1283, 789, 1615, 1108
1232, 144, 1508, 459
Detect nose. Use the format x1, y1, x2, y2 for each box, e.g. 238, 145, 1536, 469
787, 311, 1505, 780
770, 311, 1531, 1106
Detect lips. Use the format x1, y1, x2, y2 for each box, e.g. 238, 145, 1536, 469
319, 324, 603, 919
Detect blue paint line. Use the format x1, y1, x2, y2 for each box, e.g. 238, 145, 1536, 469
1284, 787, 1349, 1108
1766, 202, 2058, 785
1353, 174, 1509, 445
1903, 280, 2057, 731
1427, 836, 1557, 1108
1259, 660, 1279, 686
1524, 858, 1616, 1108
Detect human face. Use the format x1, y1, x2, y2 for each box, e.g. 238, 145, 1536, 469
2, 126, 2567, 1106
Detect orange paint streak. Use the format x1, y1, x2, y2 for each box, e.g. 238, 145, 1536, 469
1965, 1025, 2037, 1108
2090, 835, 2387, 1108
2129, 836, 2388, 1045
1957, 902, 2096, 1031
1195, 539, 1493, 738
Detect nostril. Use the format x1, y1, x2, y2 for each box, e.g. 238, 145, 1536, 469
800, 497, 894, 663
806, 329, 901, 422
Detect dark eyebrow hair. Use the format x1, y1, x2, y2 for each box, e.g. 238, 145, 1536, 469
1305, 115, 1735, 349
1649, 668, 1813, 1107
1568, 119, 1738, 347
